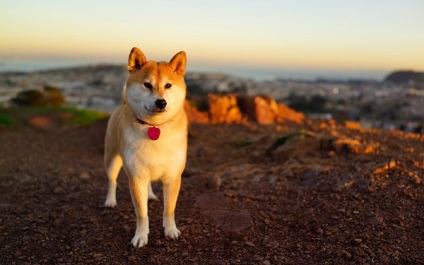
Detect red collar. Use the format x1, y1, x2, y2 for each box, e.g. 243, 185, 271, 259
135, 117, 166, 127
136, 117, 154, 126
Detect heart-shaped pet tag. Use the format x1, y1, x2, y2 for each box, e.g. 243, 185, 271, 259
147, 127, 160, 140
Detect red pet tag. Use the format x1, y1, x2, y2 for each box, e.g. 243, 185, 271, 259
147, 126, 160, 140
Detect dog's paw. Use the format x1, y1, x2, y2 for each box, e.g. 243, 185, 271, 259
104, 197, 117, 208
131, 233, 148, 248
165, 227, 181, 240
148, 193, 159, 201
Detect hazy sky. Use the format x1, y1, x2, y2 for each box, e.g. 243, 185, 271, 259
1, 0, 423, 73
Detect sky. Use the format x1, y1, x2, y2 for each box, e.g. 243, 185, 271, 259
0, 0, 423, 78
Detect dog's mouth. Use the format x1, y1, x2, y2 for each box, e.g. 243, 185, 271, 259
145, 106, 166, 113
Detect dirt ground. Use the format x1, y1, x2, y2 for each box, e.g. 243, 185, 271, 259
0, 119, 423, 264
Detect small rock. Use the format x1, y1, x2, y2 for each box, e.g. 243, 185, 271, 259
28, 116, 53, 130
354, 238, 363, 244
79, 172, 90, 180
267, 240, 279, 249
72, 239, 86, 248
342, 250, 352, 259
207, 174, 222, 191
367, 217, 382, 226
354, 247, 365, 257
154, 240, 163, 247
93, 253, 104, 261
337, 208, 346, 214
53, 187, 64, 194
269, 175, 278, 185
128, 256, 136, 262
253, 174, 264, 182
244, 241, 255, 247
61, 167, 75, 176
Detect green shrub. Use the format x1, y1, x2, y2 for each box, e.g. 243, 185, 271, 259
0, 113, 15, 127
64, 107, 108, 125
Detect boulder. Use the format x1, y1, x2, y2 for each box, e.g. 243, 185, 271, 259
276, 103, 305, 124
238, 95, 303, 125
208, 94, 243, 124
184, 100, 209, 124
185, 93, 305, 125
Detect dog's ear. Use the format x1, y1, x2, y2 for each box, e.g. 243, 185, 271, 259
169, 51, 187, 76
128, 47, 147, 73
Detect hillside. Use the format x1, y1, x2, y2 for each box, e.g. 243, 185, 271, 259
0, 113, 423, 264
384, 70, 424, 84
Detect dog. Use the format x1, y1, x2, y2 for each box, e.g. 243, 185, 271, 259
104, 47, 188, 248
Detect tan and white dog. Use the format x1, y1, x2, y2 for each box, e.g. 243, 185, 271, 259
104, 47, 188, 248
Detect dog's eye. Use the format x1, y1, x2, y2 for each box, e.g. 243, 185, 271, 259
144, 82, 153, 90
165, 83, 172, 89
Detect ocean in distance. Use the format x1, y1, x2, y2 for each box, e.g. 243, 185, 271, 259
0, 59, 387, 82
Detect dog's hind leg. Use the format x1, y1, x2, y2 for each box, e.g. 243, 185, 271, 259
148, 181, 159, 201
162, 176, 181, 239
105, 154, 122, 207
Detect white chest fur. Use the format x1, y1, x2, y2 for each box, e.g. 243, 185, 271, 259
122, 124, 187, 182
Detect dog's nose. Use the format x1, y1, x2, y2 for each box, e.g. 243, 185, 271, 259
155, 99, 167, 110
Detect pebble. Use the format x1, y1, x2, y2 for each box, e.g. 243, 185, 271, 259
342, 250, 352, 259
267, 240, 279, 249
154, 240, 163, 247
79, 172, 90, 180
354, 238, 363, 244
337, 208, 346, 214
92, 253, 104, 260
244, 241, 255, 247
128, 256, 136, 262
53, 187, 64, 194
354, 247, 365, 257
207, 174, 222, 191
269, 175, 278, 185
253, 174, 264, 182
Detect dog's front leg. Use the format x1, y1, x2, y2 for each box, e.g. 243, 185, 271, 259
162, 176, 181, 239
128, 177, 149, 248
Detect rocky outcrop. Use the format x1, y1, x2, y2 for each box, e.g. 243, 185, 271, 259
276, 103, 306, 124
185, 94, 305, 125
208, 94, 245, 124
237, 95, 279, 125
184, 100, 209, 124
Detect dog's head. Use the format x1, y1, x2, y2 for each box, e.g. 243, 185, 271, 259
124, 47, 187, 124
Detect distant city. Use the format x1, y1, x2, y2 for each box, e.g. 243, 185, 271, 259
0, 63, 423, 133
0, 59, 388, 81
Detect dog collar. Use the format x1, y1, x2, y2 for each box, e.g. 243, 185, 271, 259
135, 117, 164, 141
